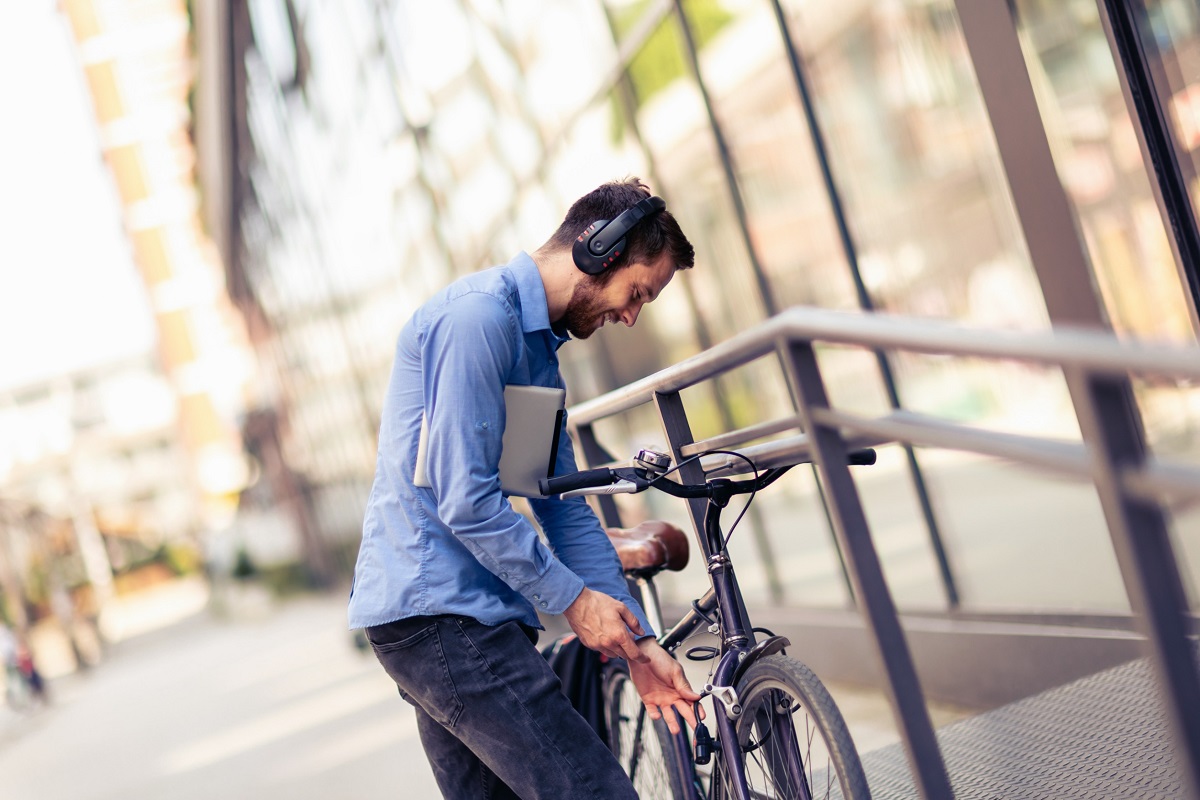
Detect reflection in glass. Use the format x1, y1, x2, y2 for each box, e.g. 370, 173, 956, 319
679, 0, 863, 314
919, 451, 1126, 612
782, 0, 1045, 330
1139, 0, 1200, 239
1016, 0, 1194, 344
1016, 0, 1200, 606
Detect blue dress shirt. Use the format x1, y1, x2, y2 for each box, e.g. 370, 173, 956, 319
348, 252, 652, 636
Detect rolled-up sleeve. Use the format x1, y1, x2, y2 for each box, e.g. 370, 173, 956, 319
529, 412, 655, 638
421, 292, 585, 614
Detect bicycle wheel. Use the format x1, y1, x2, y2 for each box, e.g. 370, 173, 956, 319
711, 655, 870, 800
603, 659, 694, 799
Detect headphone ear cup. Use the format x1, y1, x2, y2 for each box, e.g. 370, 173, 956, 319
573, 220, 620, 275
572, 236, 606, 275
570, 196, 664, 275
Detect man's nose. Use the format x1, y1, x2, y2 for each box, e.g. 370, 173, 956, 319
620, 303, 643, 327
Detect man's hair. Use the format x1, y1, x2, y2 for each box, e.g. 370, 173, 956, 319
546, 177, 695, 276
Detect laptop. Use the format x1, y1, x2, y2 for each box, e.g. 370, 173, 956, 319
413, 384, 567, 498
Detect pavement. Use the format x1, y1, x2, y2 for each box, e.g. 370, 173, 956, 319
0, 581, 969, 800
0, 586, 439, 800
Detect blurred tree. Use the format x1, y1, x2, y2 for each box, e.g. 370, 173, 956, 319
617, 0, 732, 105
608, 0, 733, 140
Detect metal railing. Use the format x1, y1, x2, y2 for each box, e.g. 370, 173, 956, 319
566, 307, 1200, 800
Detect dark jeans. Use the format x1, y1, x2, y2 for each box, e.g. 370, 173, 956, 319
366, 615, 637, 800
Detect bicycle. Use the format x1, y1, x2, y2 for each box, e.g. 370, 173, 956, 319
540, 447, 876, 800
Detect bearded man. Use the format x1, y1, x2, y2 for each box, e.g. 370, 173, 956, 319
349, 178, 700, 799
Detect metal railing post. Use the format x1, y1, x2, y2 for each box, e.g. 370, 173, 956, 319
1066, 368, 1200, 800
654, 389, 758, 643
575, 423, 623, 528
782, 338, 954, 800
654, 391, 713, 561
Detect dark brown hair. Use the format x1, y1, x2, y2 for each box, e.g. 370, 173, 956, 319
546, 177, 695, 276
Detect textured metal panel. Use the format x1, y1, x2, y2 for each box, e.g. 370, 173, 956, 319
860, 653, 1191, 798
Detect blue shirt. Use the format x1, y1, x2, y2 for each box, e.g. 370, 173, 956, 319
348, 252, 652, 636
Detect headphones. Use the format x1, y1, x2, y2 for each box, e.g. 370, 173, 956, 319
572, 195, 667, 275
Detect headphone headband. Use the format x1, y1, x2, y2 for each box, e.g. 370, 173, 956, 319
572, 195, 666, 276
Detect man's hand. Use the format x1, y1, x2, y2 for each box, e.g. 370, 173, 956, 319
627, 638, 703, 735
562, 588, 646, 663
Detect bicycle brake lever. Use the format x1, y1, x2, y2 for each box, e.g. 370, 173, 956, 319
559, 479, 639, 500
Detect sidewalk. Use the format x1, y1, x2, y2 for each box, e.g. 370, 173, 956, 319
0, 588, 438, 800
0, 581, 968, 799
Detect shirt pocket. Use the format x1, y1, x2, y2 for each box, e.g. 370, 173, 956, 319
369, 622, 464, 728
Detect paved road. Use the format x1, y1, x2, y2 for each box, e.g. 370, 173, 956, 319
0, 585, 967, 800
0, 593, 439, 800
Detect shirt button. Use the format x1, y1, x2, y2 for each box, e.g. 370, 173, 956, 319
481, 421, 489, 429
532, 594, 540, 601
500, 572, 509, 579
540, 601, 548, 608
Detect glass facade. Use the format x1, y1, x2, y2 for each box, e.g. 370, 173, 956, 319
209, 0, 1200, 615
1012, 0, 1200, 607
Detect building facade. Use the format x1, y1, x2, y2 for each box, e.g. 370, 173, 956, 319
192, 0, 1200, 615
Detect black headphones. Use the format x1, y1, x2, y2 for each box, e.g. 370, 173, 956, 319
571, 195, 667, 275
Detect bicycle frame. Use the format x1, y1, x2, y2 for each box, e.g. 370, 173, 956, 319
547, 455, 869, 798
637, 489, 797, 800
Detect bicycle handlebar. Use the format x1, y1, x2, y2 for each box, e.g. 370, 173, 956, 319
847, 449, 877, 466
541, 467, 617, 495
539, 448, 877, 498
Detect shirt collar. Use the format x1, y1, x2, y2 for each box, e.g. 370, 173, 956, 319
509, 251, 571, 348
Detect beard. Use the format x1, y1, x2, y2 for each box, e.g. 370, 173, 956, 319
560, 274, 612, 339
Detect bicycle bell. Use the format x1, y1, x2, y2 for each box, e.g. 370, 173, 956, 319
634, 449, 672, 476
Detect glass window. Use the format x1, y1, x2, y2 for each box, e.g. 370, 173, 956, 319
609, 7, 771, 343
678, 0, 862, 314
924, 451, 1127, 611
247, 0, 297, 85
778, 0, 1152, 612
1015, 0, 1200, 607
1015, 0, 1195, 344
783, 0, 1045, 331
1139, 0, 1200, 255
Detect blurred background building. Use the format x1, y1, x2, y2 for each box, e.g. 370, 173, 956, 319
2, 0, 1200, 693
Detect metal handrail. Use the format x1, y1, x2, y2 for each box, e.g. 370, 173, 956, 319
565, 307, 1200, 800
570, 307, 1200, 426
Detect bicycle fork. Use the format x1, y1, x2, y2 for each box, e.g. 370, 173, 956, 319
703, 651, 749, 800
702, 493, 801, 800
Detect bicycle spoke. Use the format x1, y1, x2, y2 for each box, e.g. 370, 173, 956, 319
629, 704, 647, 782
723, 658, 867, 800
605, 664, 689, 799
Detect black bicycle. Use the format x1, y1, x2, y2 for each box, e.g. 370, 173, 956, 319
541, 448, 875, 800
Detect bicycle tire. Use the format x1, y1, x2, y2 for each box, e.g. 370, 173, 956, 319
711, 654, 871, 800
603, 658, 695, 799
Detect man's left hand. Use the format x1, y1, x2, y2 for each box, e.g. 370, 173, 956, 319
627, 638, 703, 735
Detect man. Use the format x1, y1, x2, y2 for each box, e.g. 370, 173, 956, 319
349, 178, 700, 799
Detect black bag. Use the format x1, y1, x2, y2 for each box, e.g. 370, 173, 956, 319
541, 634, 608, 743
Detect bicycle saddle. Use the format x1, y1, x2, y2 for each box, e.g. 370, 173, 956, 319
604, 520, 689, 573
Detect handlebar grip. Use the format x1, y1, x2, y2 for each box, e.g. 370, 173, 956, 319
848, 448, 877, 466
539, 467, 616, 496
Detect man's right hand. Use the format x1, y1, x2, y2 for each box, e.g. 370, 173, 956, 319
562, 587, 647, 663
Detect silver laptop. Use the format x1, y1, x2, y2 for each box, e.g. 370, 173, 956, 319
413, 384, 567, 497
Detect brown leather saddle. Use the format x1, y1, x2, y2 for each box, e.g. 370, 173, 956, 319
604, 520, 690, 574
